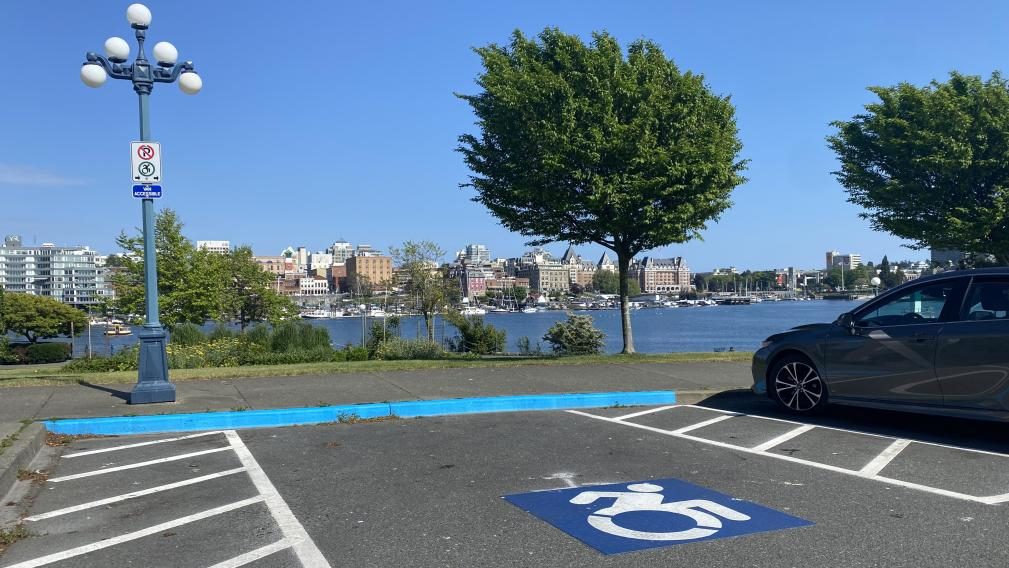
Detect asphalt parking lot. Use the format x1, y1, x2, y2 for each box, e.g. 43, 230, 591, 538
3, 393, 1009, 567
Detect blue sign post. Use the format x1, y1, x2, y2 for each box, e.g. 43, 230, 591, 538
505, 477, 812, 555
132, 184, 162, 198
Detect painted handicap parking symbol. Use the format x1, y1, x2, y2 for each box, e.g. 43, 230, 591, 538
504, 477, 812, 555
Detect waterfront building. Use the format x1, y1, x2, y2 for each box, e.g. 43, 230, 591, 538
597, 252, 616, 272
636, 257, 691, 294
461, 268, 487, 299
298, 277, 330, 296
516, 264, 569, 293
463, 244, 490, 265
346, 254, 393, 291
254, 255, 297, 275
576, 260, 597, 288
355, 244, 380, 257
309, 251, 333, 272
712, 267, 739, 276
195, 240, 231, 254
327, 263, 347, 292
328, 241, 354, 263
0, 235, 112, 307
826, 251, 862, 270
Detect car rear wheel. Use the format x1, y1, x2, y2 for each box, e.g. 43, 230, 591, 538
770, 355, 826, 413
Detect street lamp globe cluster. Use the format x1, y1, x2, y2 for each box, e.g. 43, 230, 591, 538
79, 3, 202, 404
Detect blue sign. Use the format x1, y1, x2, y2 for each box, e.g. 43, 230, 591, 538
133, 184, 162, 199
504, 477, 812, 555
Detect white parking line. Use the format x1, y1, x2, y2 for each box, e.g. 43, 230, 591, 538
24, 467, 247, 521
672, 414, 734, 434
62, 431, 223, 458
225, 431, 332, 568
2, 496, 265, 568
751, 424, 816, 452
204, 539, 294, 568
48, 446, 232, 482
859, 439, 912, 476
612, 405, 677, 421
568, 409, 994, 504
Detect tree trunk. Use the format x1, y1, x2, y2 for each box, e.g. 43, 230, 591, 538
617, 251, 635, 354
425, 312, 435, 342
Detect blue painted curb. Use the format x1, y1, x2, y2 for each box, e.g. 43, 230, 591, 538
43, 390, 677, 436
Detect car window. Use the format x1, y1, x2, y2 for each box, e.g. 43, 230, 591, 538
962, 280, 1009, 321
855, 282, 958, 327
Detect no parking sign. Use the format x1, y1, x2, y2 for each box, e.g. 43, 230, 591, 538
504, 477, 812, 555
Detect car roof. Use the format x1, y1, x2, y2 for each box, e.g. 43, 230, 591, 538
890, 267, 1009, 291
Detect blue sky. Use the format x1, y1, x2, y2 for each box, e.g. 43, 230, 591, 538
2, 1, 1007, 271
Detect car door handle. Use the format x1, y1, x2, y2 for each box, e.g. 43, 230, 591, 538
913, 333, 934, 343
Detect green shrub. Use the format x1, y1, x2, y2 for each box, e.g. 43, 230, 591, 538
374, 338, 444, 360
270, 321, 331, 352
516, 336, 543, 356
169, 323, 205, 346
0, 338, 20, 364
207, 322, 237, 341
443, 311, 505, 354
543, 314, 605, 355
367, 316, 401, 356
62, 346, 139, 372
239, 347, 346, 366
25, 342, 72, 364
244, 324, 271, 348
344, 345, 369, 361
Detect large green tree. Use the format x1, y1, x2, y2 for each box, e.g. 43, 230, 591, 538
3, 293, 87, 343
829, 72, 1009, 264
114, 209, 293, 328
457, 29, 746, 352
389, 241, 454, 341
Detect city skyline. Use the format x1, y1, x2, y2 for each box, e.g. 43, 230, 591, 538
2, 1, 999, 268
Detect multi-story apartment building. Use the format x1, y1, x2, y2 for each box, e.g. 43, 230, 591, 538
329, 241, 354, 263
298, 277, 330, 296
0, 235, 111, 306
196, 240, 231, 254
636, 257, 691, 294
516, 264, 570, 293
462, 244, 490, 265
308, 252, 333, 273
346, 254, 393, 291
826, 251, 862, 270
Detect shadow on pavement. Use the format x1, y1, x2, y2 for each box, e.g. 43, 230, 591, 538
77, 381, 131, 402
694, 389, 1009, 454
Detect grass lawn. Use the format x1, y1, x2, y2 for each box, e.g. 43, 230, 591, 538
0, 351, 752, 388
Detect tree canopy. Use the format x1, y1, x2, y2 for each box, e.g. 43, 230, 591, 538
457, 28, 746, 352
113, 209, 295, 328
390, 241, 454, 341
2, 293, 87, 343
829, 71, 1009, 264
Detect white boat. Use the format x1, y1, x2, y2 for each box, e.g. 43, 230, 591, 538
460, 306, 487, 316
521, 307, 539, 314
300, 309, 331, 319
367, 308, 388, 317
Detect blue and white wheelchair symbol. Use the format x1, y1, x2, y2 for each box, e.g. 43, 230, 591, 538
505, 477, 812, 554
570, 482, 751, 541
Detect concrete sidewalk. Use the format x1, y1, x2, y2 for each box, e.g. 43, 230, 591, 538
0, 361, 751, 422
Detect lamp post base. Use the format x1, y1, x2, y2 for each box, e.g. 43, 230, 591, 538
131, 325, 175, 404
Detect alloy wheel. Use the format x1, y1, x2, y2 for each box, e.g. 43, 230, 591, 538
774, 361, 823, 412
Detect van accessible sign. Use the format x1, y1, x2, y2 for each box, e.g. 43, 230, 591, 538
504, 477, 812, 555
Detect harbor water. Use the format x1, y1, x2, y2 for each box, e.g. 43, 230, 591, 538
72, 300, 864, 357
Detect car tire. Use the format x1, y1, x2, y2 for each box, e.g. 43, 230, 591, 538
768, 354, 827, 414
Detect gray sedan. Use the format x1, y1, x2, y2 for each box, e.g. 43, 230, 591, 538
752, 268, 1009, 421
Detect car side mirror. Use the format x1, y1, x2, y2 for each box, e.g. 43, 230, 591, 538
837, 312, 856, 334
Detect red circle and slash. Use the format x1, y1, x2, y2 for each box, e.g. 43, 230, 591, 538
137, 144, 155, 160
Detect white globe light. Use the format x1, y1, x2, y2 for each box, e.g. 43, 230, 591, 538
80, 64, 108, 88
104, 37, 130, 62
152, 42, 178, 65
870, 277, 881, 286
179, 71, 202, 95
126, 3, 152, 27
